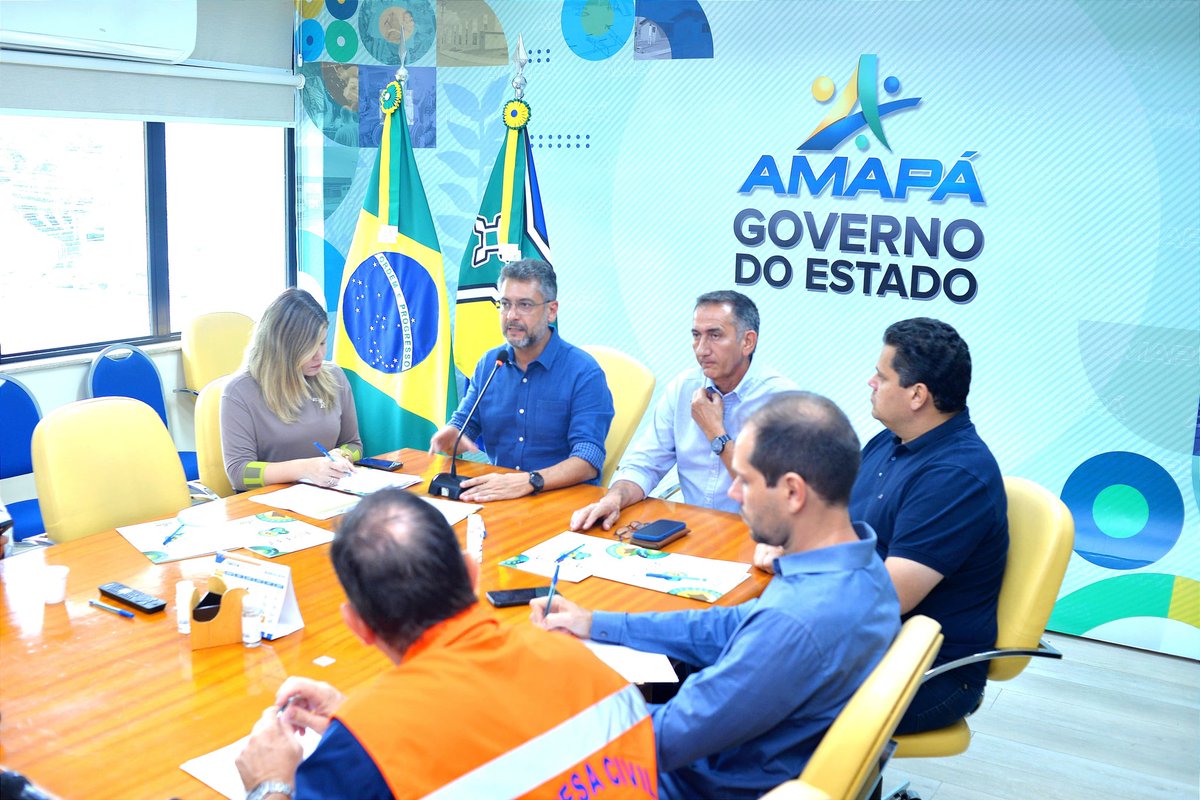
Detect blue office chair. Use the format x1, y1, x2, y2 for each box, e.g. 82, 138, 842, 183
86, 344, 199, 481
0, 373, 46, 540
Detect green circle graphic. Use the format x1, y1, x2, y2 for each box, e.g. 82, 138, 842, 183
1092, 484, 1149, 539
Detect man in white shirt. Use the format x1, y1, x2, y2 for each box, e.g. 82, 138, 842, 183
571, 291, 797, 530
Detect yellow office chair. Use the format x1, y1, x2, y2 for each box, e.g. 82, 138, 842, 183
889, 477, 1075, 774
180, 311, 254, 395
195, 374, 235, 498
763, 616, 944, 800
32, 397, 191, 543
580, 345, 655, 486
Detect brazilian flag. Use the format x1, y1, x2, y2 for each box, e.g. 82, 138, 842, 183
452, 96, 552, 377
333, 78, 455, 456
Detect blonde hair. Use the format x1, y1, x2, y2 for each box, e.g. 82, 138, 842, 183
246, 289, 339, 423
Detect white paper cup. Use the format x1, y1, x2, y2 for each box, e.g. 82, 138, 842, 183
43, 565, 70, 604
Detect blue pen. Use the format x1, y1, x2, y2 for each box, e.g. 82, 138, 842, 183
544, 561, 562, 614
162, 523, 185, 546
555, 543, 586, 562
89, 599, 134, 619
313, 441, 337, 461
646, 572, 705, 582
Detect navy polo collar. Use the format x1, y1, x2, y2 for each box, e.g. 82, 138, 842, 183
891, 408, 973, 454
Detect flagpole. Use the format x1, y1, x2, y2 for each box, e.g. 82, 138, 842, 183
512, 34, 528, 99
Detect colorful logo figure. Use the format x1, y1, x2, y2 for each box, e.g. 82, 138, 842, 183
801, 54, 921, 152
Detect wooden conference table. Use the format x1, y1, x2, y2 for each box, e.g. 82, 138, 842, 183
0, 449, 768, 799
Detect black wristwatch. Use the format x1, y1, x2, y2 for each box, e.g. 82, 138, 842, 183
528, 471, 545, 494
710, 433, 732, 454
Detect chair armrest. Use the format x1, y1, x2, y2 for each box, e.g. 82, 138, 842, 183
188, 481, 221, 504
761, 779, 832, 800
923, 638, 1062, 681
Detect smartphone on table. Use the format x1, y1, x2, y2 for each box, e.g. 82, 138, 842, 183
629, 519, 688, 550
355, 457, 404, 471
486, 587, 551, 608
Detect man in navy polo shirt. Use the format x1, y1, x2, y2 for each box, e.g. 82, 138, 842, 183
850, 317, 1007, 733
755, 318, 1006, 733
429, 259, 614, 502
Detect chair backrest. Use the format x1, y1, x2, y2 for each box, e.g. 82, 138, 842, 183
181, 312, 254, 393
87, 343, 170, 429
990, 476, 1075, 680
0, 373, 42, 478
32, 397, 190, 543
580, 345, 656, 487
195, 374, 235, 498
764, 616, 943, 800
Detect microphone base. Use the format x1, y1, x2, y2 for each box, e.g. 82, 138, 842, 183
428, 472, 468, 500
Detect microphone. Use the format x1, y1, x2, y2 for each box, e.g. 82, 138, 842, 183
429, 353, 509, 499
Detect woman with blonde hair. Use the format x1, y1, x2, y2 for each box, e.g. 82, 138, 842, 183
222, 289, 361, 491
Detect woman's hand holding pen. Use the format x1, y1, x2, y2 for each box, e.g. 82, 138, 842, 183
305, 452, 354, 488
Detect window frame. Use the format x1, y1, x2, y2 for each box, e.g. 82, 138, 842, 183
0, 122, 297, 364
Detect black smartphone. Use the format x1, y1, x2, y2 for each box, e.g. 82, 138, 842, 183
630, 519, 688, 550
356, 457, 404, 471
486, 586, 550, 608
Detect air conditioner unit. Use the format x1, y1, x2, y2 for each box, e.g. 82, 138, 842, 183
0, 0, 197, 64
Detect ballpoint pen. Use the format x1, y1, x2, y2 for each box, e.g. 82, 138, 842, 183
555, 543, 586, 562
314, 441, 355, 474
646, 572, 705, 582
278, 694, 299, 718
543, 543, 585, 614
89, 599, 135, 619
544, 561, 562, 615
162, 523, 185, 546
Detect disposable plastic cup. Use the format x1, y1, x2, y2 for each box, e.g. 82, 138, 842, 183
176, 580, 194, 634
44, 565, 70, 604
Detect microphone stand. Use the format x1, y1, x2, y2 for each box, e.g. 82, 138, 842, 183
429, 355, 508, 499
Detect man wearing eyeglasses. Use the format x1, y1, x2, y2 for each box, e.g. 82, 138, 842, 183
429, 259, 614, 502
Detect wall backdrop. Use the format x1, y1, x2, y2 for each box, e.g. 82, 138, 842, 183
294, 0, 1200, 659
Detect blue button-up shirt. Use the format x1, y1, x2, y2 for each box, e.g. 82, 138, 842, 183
449, 330, 613, 482
610, 359, 797, 511
850, 409, 1007, 683
590, 523, 899, 800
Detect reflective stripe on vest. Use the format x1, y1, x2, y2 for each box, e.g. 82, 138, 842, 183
422, 683, 649, 800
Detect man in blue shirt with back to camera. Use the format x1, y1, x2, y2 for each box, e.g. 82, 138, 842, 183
534, 391, 900, 800
570, 290, 797, 530
428, 259, 614, 502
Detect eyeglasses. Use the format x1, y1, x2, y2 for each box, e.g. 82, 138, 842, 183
614, 521, 645, 543
498, 299, 548, 315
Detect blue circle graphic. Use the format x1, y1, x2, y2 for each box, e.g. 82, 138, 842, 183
561, 0, 634, 61
341, 251, 439, 373
326, 0, 359, 21
300, 20, 325, 61
1060, 451, 1184, 570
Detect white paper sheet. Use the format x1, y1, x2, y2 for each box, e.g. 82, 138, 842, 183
500, 531, 752, 602
301, 469, 421, 496
419, 495, 483, 527
497, 531, 605, 583
116, 517, 247, 564
249, 484, 360, 520
584, 642, 679, 684
116, 513, 334, 564
180, 728, 322, 800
